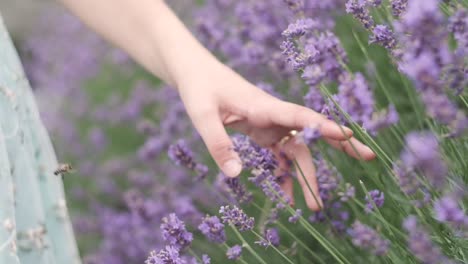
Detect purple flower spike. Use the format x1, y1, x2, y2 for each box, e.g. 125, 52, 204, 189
434, 194, 468, 235
297, 126, 321, 145
348, 221, 390, 256
226, 245, 243, 260
161, 213, 193, 250
390, 0, 408, 17
346, 0, 375, 30
198, 215, 226, 244
168, 140, 209, 179
255, 227, 280, 248
403, 216, 452, 263
401, 132, 447, 189
145, 246, 184, 264
338, 183, 356, 202
365, 189, 385, 213
370, 25, 397, 50
288, 209, 302, 224
219, 205, 254, 232
201, 255, 210, 264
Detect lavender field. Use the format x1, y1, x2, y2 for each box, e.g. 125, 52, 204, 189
17, 0, 468, 263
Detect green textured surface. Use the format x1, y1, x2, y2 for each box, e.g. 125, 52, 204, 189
0, 15, 81, 264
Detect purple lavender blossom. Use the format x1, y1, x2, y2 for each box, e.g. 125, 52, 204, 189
226, 245, 243, 260
221, 174, 253, 204
219, 205, 254, 231
365, 189, 385, 213
369, 25, 397, 50
434, 194, 468, 235
400, 132, 447, 189
283, 0, 305, 13
403, 216, 452, 263
447, 9, 468, 95
304, 89, 325, 112
315, 157, 340, 203
233, 136, 290, 206
145, 246, 184, 264
348, 221, 390, 256
336, 72, 375, 128
338, 183, 356, 202
198, 216, 226, 244
296, 126, 321, 145
201, 255, 210, 264
367, 0, 382, 6
390, 0, 407, 17
346, 0, 375, 30
161, 214, 193, 250
365, 105, 399, 134
168, 140, 209, 179
288, 209, 302, 223
395, 0, 467, 134
256, 228, 280, 247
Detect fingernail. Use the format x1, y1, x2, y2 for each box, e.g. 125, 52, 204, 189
365, 146, 375, 156
343, 126, 353, 136
223, 159, 242, 177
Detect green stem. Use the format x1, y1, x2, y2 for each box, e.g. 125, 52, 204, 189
222, 243, 249, 264
188, 248, 202, 263
251, 230, 295, 264
230, 226, 268, 264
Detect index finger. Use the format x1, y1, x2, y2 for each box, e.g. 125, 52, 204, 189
267, 101, 353, 141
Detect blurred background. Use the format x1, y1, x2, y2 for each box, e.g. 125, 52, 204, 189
1, 1, 466, 263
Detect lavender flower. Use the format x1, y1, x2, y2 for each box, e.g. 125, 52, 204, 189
161, 214, 193, 250
226, 245, 243, 260
145, 246, 184, 264
346, 0, 375, 30
336, 72, 375, 128
283, 0, 304, 12
304, 89, 325, 112
403, 216, 452, 264
221, 174, 253, 204
395, 0, 467, 134
201, 255, 211, 264
447, 9, 467, 95
233, 136, 290, 206
168, 140, 209, 179
296, 126, 321, 145
288, 209, 302, 223
369, 25, 397, 50
348, 221, 389, 256
198, 216, 226, 243
219, 205, 254, 231
434, 194, 468, 236
256, 228, 280, 247
400, 132, 447, 189
390, 0, 407, 17
365, 190, 385, 213
338, 183, 356, 202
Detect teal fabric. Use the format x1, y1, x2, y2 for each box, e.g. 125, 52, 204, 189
0, 15, 81, 264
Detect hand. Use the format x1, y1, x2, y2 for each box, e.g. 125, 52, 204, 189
177, 61, 376, 211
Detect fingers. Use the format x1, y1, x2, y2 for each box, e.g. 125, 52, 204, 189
283, 141, 323, 211
193, 112, 242, 178
228, 120, 289, 147
266, 101, 353, 141
325, 137, 376, 161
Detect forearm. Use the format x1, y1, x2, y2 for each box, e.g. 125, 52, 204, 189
59, 0, 219, 87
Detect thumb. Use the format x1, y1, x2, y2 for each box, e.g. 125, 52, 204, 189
194, 113, 242, 177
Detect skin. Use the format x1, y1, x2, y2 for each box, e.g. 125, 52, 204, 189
59, 0, 376, 211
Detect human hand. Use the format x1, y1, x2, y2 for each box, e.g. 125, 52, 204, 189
177, 61, 376, 211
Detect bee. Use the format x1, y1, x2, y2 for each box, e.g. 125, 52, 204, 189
54, 163, 74, 176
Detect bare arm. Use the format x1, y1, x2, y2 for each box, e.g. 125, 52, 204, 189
59, 0, 217, 87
